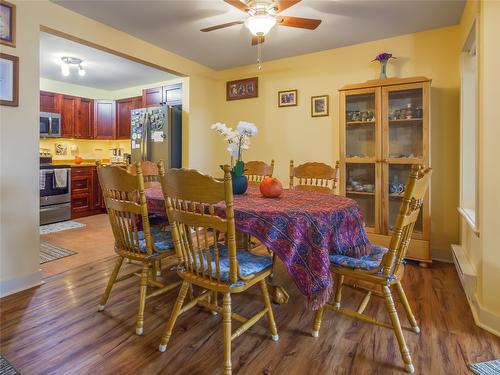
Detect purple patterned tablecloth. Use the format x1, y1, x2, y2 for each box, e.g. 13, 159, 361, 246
145, 185, 371, 309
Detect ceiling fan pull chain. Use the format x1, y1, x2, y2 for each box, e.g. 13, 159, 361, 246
257, 35, 263, 70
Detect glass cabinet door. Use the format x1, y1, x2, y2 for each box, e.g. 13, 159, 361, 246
341, 88, 381, 232
382, 83, 429, 238
384, 86, 426, 162
345, 163, 378, 230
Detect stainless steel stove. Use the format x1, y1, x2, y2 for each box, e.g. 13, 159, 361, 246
40, 155, 71, 225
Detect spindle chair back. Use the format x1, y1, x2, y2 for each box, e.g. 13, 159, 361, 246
245, 160, 274, 184
289, 160, 339, 193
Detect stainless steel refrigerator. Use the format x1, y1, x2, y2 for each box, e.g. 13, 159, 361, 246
130, 106, 182, 168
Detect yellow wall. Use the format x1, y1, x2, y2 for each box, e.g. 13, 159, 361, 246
214, 26, 461, 254
457, 0, 500, 335
0, 0, 218, 296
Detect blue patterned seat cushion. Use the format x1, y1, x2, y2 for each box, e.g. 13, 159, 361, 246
192, 245, 272, 282
138, 227, 174, 253
330, 245, 388, 270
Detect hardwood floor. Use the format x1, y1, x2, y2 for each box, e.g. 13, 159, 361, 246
40, 214, 115, 278
1, 256, 499, 374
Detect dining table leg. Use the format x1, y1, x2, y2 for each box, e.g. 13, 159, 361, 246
234, 230, 290, 304
268, 254, 290, 304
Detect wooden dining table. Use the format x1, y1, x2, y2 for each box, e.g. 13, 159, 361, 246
145, 185, 372, 309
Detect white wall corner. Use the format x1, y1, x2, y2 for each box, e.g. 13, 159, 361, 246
0, 271, 42, 298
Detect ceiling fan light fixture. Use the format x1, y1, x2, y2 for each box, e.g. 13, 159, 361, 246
245, 14, 276, 36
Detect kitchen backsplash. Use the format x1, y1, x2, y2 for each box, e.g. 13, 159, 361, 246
40, 138, 131, 161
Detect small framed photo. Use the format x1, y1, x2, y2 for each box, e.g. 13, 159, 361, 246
278, 89, 297, 107
311, 95, 329, 117
226, 77, 258, 101
0, 53, 19, 106
0, 0, 16, 47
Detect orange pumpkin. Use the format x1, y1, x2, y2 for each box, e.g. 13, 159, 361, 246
74, 155, 83, 164
259, 177, 283, 198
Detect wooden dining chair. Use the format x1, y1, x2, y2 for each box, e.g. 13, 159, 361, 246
245, 160, 274, 184
127, 160, 160, 188
96, 163, 180, 335
289, 160, 339, 193
157, 163, 279, 375
311, 165, 432, 374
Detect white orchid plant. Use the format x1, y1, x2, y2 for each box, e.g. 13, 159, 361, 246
211, 121, 258, 177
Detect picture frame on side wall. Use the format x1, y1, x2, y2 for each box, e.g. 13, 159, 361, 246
278, 89, 297, 107
226, 77, 258, 101
311, 95, 329, 117
0, 53, 19, 106
0, 0, 16, 47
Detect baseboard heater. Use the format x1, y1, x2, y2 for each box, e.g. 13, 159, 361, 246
451, 244, 477, 302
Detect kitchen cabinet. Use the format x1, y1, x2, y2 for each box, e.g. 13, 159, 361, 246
61, 95, 77, 138
163, 83, 182, 106
116, 96, 142, 139
75, 97, 93, 139
40, 91, 61, 112
142, 83, 182, 107
71, 166, 105, 218
91, 167, 105, 210
142, 87, 163, 107
339, 76, 431, 265
94, 100, 116, 139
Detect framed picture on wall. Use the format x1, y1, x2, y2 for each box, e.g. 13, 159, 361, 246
311, 95, 329, 117
278, 89, 297, 107
0, 0, 16, 47
0, 53, 19, 106
226, 77, 258, 101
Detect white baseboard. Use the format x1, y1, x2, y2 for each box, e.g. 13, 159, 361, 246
0, 271, 42, 298
468, 294, 500, 337
431, 247, 454, 263
451, 244, 500, 337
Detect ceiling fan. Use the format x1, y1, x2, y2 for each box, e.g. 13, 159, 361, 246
201, 0, 322, 45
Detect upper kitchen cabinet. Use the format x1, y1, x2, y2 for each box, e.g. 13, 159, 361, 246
75, 97, 93, 139
116, 96, 142, 139
61, 95, 77, 138
142, 87, 163, 107
163, 83, 182, 106
94, 100, 116, 139
142, 83, 182, 107
40, 91, 61, 113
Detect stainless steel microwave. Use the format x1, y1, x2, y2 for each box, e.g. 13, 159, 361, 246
40, 112, 61, 137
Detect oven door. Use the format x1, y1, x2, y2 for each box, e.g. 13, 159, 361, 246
40, 112, 51, 137
40, 169, 71, 206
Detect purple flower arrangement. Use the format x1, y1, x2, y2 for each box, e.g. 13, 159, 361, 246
372, 53, 396, 79
372, 53, 396, 62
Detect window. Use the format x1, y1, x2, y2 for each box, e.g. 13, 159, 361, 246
459, 22, 478, 232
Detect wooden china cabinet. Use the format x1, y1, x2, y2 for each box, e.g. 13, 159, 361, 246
339, 76, 431, 266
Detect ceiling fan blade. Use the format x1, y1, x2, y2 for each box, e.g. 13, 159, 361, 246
224, 0, 249, 12
276, 0, 302, 13
200, 21, 244, 32
251, 35, 265, 45
278, 16, 321, 30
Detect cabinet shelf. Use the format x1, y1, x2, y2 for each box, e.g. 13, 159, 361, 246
346, 121, 375, 126
388, 118, 423, 124
347, 191, 375, 196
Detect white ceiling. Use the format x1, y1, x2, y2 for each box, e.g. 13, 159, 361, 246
39, 31, 179, 90
53, 0, 465, 70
